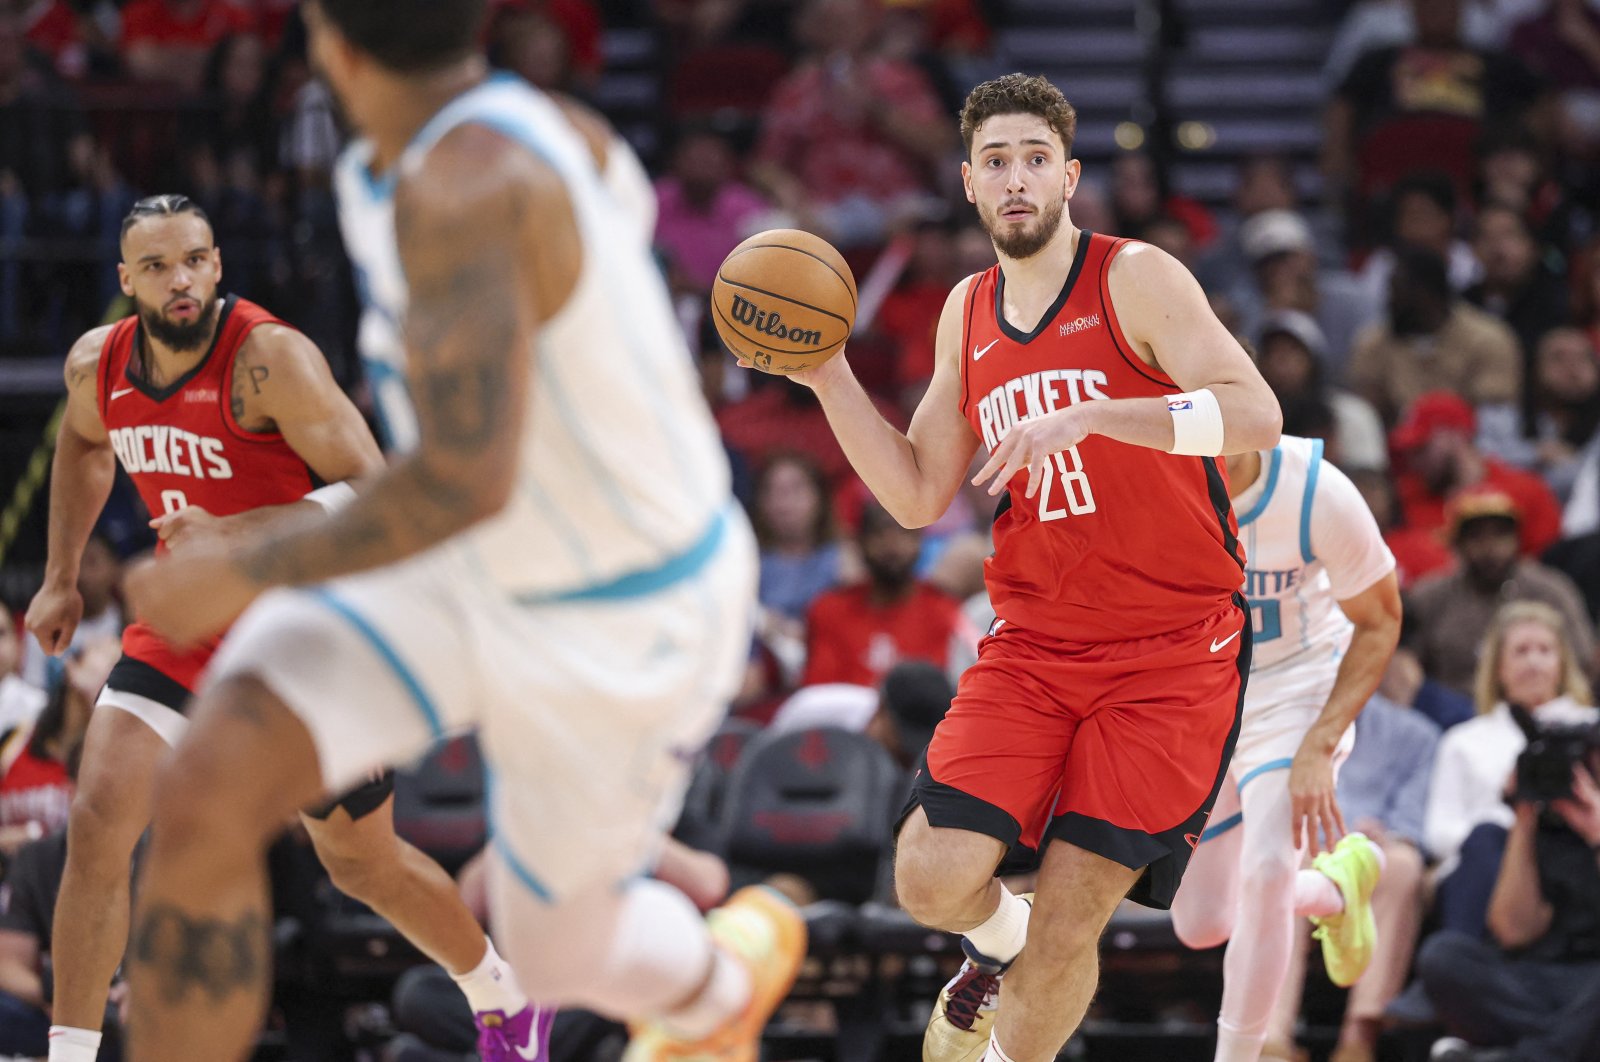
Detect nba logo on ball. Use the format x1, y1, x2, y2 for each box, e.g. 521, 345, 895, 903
711, 229, 857, 376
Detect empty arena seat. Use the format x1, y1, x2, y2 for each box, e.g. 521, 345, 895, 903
717, 726, 906, 904
390, 735, 486, 875
673, 716, 762, 852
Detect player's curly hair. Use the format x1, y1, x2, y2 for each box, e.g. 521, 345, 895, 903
959, 73, 1078, 160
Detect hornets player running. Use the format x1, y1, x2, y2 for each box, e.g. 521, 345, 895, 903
120, 1, 802, 1060
1169, 432, 1402, 1062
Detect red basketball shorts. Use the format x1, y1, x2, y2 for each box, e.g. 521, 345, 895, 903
903, 595, 1249, 909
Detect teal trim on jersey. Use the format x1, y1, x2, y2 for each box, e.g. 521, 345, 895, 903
484, 766, 556, 902
309, 589, 443, 740
1199, 811, 1243, 843
516, 505, 729, 606
1300, 438, 1324, 563
354, 74, 528, 198
1235, 446, 1282, 527
493, 833, 555, 902
1237, 757, 1295, 791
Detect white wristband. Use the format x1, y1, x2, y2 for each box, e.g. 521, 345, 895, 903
1165, 388, 1225, 456
304, 482, 358, 514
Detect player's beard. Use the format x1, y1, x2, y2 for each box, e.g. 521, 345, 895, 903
978, 188, 1066, 260
138, 292, 220, 353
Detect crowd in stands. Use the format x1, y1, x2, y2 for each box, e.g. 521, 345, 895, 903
3, 0, 1600, 1059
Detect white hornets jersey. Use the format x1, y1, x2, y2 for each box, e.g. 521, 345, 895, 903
1235, 436, 1395, 697
334, 75, 732, 600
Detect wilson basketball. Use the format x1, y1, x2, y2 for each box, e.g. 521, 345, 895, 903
711, 229, 857, 375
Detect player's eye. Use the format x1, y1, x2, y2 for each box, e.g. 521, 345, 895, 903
1032, 155, 1047, 165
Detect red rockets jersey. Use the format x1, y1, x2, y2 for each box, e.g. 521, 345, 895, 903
959, 232, 1245, 643
96, 294, 316, 689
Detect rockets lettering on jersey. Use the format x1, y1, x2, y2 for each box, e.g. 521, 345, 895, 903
106, 425, 232, 480
974, 368, 1110, 451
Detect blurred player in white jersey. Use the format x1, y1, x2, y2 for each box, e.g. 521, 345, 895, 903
1170, 433, 1403, 1062
117, 1, 806, 1060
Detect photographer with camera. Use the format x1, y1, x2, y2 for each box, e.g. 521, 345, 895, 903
1425, 601, 1597, 939
1417, 615, 1600, 1061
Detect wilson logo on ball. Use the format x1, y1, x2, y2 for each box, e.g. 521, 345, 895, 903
729, 295, 823, 347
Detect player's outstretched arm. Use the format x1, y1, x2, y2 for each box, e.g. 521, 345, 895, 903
783, 277, 981, 528
25, 327, 117, 655
972, 245, 1280, 497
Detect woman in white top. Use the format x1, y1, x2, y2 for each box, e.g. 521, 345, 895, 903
1425, 600, 1598, 878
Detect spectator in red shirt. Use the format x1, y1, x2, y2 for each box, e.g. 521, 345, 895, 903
120, 0, 253, 92
749, 0, 954, 247
802, 502, 975, 688
1391, 389, 1564, 558
0, 638, 113, 860
877, 221, 962, 396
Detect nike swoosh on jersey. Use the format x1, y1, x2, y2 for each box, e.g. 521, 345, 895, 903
1209, 630, 1241, 653
111, 387, 136, 400
973, 339, 999, 361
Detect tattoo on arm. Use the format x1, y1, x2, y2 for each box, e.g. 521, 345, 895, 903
250, 366, 269, 394
130, 904, 267, 1005
231, 155, 534, 589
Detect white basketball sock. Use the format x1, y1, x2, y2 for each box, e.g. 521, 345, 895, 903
983, 1032, 1017, 1061
963, 884, 1031, 966
1295, 836, 1387, 918
47, 1026, 102, 1062
451, 936, 530, 1016
1293, 868, 1346, 918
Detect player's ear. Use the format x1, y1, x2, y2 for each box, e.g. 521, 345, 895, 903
1063, 158, 1081, 203
117, 262, 133, 298
961, 160, 975, 205
212, 245, 223, 285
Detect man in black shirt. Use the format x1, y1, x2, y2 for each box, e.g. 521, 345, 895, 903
1418, 747, 1600, 1061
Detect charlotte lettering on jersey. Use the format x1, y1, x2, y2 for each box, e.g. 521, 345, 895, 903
1244, 567, 1302, 596
107, 425, 233, 480
729, 295, 822, 347
975, 368, 1111, 451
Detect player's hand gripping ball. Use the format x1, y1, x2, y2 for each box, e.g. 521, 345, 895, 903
711, 229, 856, 375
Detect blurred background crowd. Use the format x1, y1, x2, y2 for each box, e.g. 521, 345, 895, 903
2, 0, 1600, 1059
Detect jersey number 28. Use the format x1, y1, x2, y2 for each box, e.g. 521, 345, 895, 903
1037, 446, 1097, 521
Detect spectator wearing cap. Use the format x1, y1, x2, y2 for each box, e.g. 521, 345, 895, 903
1349, 247, 1522, 423
1390, 390, 1564, 560
1256, 308, 1388, 470
1228, 208, 1379, 377
1407, 485, 1596, 695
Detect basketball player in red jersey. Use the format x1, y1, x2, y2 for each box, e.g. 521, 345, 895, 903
24, 196, 543, 1062
756, 75, 1282, 1062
